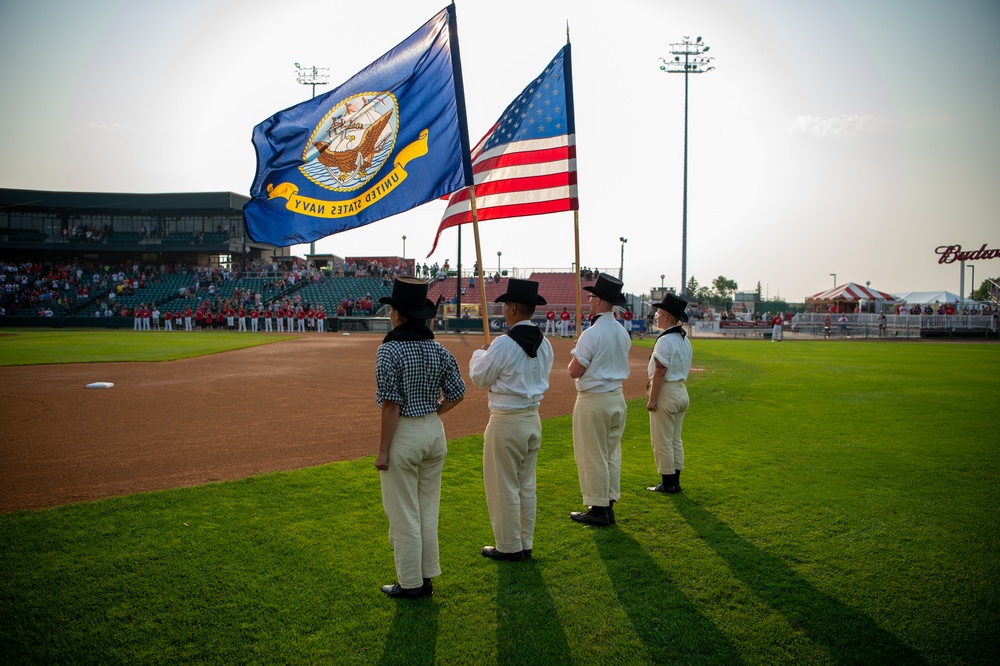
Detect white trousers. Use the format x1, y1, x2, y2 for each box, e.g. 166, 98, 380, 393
572, 388, 626, 506
483, 407, 541, 553
380, 413, 447, 589
649, 380, 688, 474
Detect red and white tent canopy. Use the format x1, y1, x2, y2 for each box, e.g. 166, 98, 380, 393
807, 283, 894, 301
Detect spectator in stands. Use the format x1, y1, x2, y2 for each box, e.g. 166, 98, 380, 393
374, 277, 465, 599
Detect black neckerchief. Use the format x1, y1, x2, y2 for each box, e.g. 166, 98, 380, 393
656, 325, 686, 340
650, 325, 686, 362
505, 323, 543, 358
382, 320, 434, 343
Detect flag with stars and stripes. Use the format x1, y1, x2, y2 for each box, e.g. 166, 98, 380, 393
428, 44, 577, 257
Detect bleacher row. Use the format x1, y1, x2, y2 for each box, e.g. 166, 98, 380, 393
11, 270, 603, 318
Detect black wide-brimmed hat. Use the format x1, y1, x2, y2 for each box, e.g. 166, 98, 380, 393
651, 293, 690, 323
379, 277, 437, 320
583, 273, 628, 307
495, 278, 546, 306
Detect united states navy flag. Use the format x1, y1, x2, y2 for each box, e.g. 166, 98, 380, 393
244, 5, 472, 246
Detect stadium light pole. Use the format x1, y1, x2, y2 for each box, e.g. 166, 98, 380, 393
660, 36, 715, 297
497, 251, 502, 275
619, 237, 627, 281
401, 235, 406, 259
660, 274, 665, 289
295, 63, 330, 257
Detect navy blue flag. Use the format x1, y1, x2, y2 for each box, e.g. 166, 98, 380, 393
244, 5, 472, 246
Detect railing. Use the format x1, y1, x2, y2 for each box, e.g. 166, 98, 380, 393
791, 312, 995, 338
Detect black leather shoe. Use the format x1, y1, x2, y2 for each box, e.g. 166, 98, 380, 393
422, 578, 433, 596
481, 546, 526, 562
570, 506, 610, 527
522, 549, 532, 559
381, 582, 427, 599
647, 482, 682, 494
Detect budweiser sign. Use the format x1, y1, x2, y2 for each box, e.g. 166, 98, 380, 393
935, 244, 1000, 263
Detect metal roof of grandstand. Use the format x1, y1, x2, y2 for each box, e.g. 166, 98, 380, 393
0, 188, 249, 212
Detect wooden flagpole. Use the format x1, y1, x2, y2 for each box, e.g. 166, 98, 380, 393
467, 185, 491, 345
574, 209, 582, 338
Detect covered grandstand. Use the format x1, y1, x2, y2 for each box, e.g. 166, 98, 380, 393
1, 187, 623, 330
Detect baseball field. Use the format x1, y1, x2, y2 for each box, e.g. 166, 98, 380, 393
0, 330, 997, 664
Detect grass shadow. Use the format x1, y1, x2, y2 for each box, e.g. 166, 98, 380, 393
674, 496, 926, 664
378, 597, 439, 666
594, 527, 746, 665
495, 558, 573, 665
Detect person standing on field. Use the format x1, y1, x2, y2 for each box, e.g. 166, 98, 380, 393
469, 279, 553, 562
375, 277, 465, 599
645, 294, 693, 495
567, 273, 631, 527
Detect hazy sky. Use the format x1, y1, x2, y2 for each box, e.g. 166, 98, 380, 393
1, 0, 997, 300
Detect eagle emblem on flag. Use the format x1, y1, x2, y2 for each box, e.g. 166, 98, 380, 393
300, 93, 399, 192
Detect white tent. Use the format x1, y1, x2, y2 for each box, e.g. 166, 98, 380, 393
892, 291, 961, 304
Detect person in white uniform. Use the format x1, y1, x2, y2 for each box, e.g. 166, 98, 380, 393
469, 279, 554, 562
567, 273, 631, 527
645, 293, 693, 494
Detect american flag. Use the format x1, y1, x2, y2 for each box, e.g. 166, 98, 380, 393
428, 45, 577, 257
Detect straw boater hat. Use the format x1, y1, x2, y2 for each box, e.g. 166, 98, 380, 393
583, 273, 628, 307
651, 293, 690, 323
495, 278, 546, 305
379, 277, 437, 320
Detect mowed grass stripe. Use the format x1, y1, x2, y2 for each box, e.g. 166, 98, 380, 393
0, 330, 296, 366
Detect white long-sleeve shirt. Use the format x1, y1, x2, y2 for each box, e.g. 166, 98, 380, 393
469, 321, 554, 410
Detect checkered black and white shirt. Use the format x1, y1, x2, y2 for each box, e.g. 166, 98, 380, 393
376, 340, 466, 416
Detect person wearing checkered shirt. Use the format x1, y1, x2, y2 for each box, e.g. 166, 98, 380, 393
374, 277, 465, 599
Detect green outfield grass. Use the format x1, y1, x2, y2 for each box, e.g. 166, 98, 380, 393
0, 330, 296, 366
1, 339, 998, 664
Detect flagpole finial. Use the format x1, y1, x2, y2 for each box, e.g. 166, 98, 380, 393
566, 21, 571, 44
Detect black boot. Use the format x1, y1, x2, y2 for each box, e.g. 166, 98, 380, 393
570, 505, 610, 526
647, 474, 673, 493
665, 470, 682, 494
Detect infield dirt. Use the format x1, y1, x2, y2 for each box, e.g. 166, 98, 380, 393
0, 334, 652, 512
